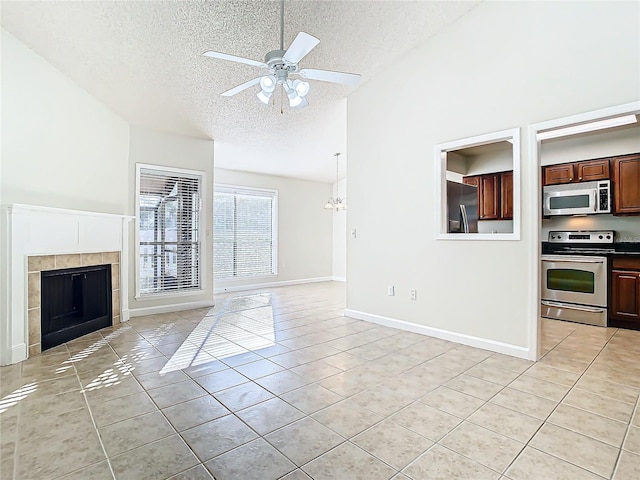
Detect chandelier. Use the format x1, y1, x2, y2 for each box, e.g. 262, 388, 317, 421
324, 153, 346, 211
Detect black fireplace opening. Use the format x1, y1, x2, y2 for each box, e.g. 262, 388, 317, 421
41, 264, 112, 351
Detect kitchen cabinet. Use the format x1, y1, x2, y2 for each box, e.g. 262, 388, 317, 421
543, 158, 610, 186
612, 154, 640, 215
577, 159, 610, 182
610, 257, 640, 328
479, 175, 500, 220
463, 171, 512, 221
501, 171, 513, 220
543, 164, 575, 185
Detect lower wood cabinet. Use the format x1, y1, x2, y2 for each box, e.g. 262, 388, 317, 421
610, 257, 640, 327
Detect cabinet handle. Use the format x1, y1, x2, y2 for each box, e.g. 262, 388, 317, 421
579, 177, 582, 180
570, 177, 573, 181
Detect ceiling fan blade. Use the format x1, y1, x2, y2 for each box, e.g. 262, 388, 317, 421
299, 68, 361, 87
283, 32, 320, 64
203, 51, 267, 69
221, 77, 262, 97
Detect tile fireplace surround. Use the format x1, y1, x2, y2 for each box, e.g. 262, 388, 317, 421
1, 204, 133, 365
27, 252, 121, 356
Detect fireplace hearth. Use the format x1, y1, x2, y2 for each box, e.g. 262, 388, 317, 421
41, 264, 112, 350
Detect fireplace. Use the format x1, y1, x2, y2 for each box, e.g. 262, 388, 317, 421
27, 252, 122, 356
40, 264, 113, 350
2, 204, 133, 365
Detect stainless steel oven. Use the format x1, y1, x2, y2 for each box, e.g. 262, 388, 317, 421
540, 230, 613, 327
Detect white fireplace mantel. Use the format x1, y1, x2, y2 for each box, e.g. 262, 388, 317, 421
1, 204, 135, 365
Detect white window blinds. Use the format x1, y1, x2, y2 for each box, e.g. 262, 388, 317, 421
214, 185, 277, 280
137, 166, 203, 295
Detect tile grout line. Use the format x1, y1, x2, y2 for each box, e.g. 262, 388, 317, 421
498, 327, 626, 479
610, 384, 640, 479
11, 359, 24, 480
73, 341, 119, 480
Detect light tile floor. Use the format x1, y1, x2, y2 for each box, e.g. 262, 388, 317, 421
1, 282, 640, 479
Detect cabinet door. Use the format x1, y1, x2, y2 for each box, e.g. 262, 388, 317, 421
611, 270, 640, 321
463, 176, 481, 218
463, 176, 480, 188
612, 155, 640, 215
500, 171, 513, 220
479, 174, 500, 220
576, 159, 609, 182
543, 164, 575, 185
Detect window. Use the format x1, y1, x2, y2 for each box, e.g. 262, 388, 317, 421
136, 165, 204, 296
214, 185, 277, 280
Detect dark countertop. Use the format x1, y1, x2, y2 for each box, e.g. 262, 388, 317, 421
612, 243, 640, 255
541, 242, 640, 256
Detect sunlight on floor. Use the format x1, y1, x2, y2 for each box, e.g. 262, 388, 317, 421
159, 293, 276, 374
0, 382, 37, 414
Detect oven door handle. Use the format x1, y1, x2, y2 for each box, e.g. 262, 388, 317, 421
592, 191, 597, 213
541, 300, 606, 313
541, 257, 605, 264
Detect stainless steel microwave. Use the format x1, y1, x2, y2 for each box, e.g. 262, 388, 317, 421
543, 180, 611, 216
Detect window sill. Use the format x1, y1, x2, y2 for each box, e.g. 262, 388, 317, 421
135, 288, 206, 301
215, 273, 279, 284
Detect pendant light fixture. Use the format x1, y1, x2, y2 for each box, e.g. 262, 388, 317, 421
324, 153, 346, 211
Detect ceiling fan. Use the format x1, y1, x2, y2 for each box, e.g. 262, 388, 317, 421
203, 0, 361, 109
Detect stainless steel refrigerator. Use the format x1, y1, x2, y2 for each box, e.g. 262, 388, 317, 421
447, 181, 478, 233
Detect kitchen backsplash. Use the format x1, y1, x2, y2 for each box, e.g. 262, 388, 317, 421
541, 214, 640, 243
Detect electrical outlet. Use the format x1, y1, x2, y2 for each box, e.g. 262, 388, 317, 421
410, 289, 417, 300
388, 285, 395, 296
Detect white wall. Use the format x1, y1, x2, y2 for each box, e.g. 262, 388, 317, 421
0, 29, 131, 363
332, 178, 347, 281
127, 127, 215, 313
214, 168, 333, 291
540, 124, 640, 166
467, 150, 513, 176
346, 1, 639, 357
0, 29, 130, 214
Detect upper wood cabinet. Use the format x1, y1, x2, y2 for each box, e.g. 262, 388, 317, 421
612, 154, 640, 215
577, 159, 610, 182
543, 164, 575, 185
543, 158, 610, 186
480, 175, 500, 220
463, 176, 479, 188
501, 171, 513, 220
464, 171, 512, 221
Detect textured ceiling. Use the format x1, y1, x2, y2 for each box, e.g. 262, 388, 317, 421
1, 0, 480, 182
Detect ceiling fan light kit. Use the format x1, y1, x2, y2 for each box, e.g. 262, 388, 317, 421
203, 0, 361, 110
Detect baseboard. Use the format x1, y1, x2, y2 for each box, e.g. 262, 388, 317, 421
213, 276, 334, 294
2, 342, 27, 365
129, 300, 216, 317
121, 309, 131, 322
344, 309, 532, 360
332, 276, 346, 282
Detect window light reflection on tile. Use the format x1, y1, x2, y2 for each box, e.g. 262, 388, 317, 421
160, 294, 276, 374
0, 382, 37, 414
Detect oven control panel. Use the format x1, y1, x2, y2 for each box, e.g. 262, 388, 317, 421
548, 230, 614, 243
